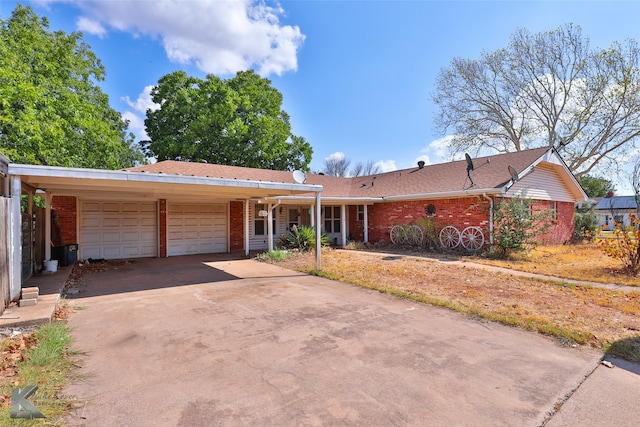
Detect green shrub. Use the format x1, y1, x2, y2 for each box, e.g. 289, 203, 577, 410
278, 225, 328, 252
256, 250, 291, 262
491, 197, 551, 258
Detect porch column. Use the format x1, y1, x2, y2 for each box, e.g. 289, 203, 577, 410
244, 199, 250, 256
341, 204, 347, 247
267, 203, 274, 251
44, 193, 51, 261
9, 176, 21, 300
310, 205, 314, 228
315, 192, 321, 270
363, 204, 369, 243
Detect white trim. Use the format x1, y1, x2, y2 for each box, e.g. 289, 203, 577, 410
8, 163, 323, 194
9, 176, 21, 300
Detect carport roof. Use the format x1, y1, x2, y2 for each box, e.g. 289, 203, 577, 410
8, 163, 322, 200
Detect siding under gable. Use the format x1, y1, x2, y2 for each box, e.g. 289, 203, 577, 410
505, 164, 575, 202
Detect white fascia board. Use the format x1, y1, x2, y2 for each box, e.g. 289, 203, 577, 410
261, 195, 381, 204
382, 188, 504, 202
8, 163, 322, 194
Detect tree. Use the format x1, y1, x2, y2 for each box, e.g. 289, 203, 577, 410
351, 160, 381, 177
578, 175, 616, 198
322, 153, 351, 177
141, 70, 312, 171
433, 24, 640, 177
491, 197, 551, 258
0, 5, 143, 169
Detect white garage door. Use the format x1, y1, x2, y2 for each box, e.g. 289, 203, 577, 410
167, 203, 227, 256
80, 201, 157, 260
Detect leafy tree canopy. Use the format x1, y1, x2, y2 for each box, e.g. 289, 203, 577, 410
433, 23, 640, 177
578, 175, 615, 198
0, 5, 143, 169
141, 70, 313, 171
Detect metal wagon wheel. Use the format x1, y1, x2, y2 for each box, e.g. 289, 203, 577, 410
460, 226, 485, 251
405, 225, 424, 246
390, 225, 407, 244
439, 225, 461, 249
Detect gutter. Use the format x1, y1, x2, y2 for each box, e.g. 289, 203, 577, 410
8, 163, 323, 194
382, 188, 502, 202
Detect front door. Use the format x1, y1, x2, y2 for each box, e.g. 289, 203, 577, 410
288, 208, 300, 231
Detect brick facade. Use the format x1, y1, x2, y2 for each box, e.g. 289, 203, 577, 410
50, 195, 574, 257
51, 196, 77, 246
356, 197, 573, 247
366, 197, 491, 243
348, 205, 364, 241
229, 201, 244, 251
534, 200, 574, 244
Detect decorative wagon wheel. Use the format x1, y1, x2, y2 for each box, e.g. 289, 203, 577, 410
390, 225, 407, 244
405, 225, 424, 246
460, 226, 485, 251
439, 226, 461, 249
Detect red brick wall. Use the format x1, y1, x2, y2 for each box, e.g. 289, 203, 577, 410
348, 205, 364, 241
51, 196, 77, 245
533, 200, 574, 244
362, 197, 574, 246
159, 199, 167, 257
366, 197, 491, 243
229, 201, 244, 251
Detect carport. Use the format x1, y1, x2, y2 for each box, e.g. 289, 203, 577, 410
3, 161, 323, 301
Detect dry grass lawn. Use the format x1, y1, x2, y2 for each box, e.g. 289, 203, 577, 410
470, 242, 640, 287
270, 245, 640, 363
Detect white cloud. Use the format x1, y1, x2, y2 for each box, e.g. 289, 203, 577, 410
325, 152, 346, 162
423, 135, 454, 161
414, 155, 431, 166
121, 86, 160, 142
122, 110, 148, 142
50, 0, 305, 76
375, 160, 397, 173
122, 86, 158, 114
76, 16, 106, 38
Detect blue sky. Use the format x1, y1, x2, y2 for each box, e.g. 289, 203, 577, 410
3, 0, 640, 191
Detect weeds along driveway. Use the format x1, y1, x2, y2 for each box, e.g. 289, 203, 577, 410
63, 255, 601, 426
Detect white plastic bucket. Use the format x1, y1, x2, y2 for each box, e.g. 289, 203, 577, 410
44, 259, 58, 273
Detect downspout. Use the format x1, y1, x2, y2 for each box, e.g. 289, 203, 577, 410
482, 193, 494, 248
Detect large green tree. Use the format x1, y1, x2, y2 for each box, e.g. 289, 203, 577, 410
141, 70, 313, 171
577, 175, 615, 198
0, 5, 142, 169
433, 24, 640, 177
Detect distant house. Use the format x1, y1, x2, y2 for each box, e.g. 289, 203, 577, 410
595, 195, 639, 229
2, 146, 587, 304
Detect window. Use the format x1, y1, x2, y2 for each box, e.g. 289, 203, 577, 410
324, 206, 341, 233
357, 205, 365, 221
254, 204, 276, 236
551, 201, 557, 221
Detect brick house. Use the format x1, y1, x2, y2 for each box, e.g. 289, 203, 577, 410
2, 146, 586, 301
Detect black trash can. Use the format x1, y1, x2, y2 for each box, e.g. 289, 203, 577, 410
52, 244, 78, 267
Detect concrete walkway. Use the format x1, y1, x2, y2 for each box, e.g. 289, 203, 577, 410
56, 255, 639, 426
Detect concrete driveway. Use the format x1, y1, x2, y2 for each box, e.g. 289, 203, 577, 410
62, 254, 610, 426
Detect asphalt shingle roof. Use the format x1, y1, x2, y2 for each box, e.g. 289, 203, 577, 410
126, 147, 554, 199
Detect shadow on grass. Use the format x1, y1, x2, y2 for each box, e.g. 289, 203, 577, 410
606, 336, 640, 367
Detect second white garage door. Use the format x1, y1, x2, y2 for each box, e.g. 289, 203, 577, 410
167, 203, 227, 256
